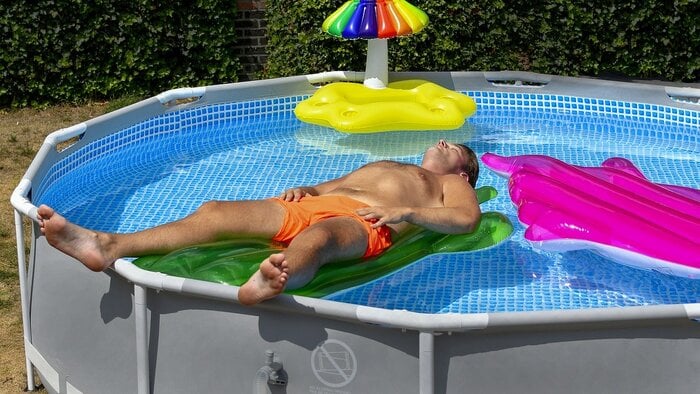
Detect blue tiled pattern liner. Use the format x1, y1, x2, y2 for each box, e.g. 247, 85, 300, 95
36, 92, 700, 313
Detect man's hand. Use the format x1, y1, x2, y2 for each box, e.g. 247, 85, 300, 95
279, 187, 314, 202
355, 206, 409, 228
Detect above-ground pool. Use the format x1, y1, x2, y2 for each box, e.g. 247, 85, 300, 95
12, 72, 700, 394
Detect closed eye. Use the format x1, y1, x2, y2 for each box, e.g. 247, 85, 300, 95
449, 146, 464, 158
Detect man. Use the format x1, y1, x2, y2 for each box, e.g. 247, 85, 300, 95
38, 140, 481, 305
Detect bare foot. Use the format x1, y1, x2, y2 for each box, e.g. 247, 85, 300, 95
38, 205, 115, 271
238, 253, 289, 305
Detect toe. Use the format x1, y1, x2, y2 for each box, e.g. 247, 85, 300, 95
38, 205, 54, 218
269, 253, 286, 267
259, 262, 277, 279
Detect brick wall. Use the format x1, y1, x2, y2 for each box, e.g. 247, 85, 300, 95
234, 1, 268, 81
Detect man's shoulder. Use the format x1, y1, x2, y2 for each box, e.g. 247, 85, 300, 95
442, 173, 467, 182
442, 174, 475, 192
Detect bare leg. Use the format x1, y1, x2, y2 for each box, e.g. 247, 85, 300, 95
38, 200, 285, 272
238, 217, 368, 304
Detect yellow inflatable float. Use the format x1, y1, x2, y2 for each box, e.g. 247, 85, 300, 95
294, 80, 477, 133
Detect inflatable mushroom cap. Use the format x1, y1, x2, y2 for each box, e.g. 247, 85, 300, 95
323, 0, 429, 39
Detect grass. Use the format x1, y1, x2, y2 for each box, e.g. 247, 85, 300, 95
104, 94, 145, 113
0, 102, 109, 393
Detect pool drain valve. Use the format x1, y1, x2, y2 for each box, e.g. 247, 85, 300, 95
254, 350, 287, 393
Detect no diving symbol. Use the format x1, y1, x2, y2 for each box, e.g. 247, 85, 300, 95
311, 339, 357, 388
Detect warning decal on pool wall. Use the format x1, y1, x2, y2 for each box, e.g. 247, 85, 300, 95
309, 339, 357, 393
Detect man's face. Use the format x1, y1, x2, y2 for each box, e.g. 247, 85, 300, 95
422, 140, 467, 175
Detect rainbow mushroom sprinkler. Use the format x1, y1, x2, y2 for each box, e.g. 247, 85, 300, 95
294, 0, 477, 134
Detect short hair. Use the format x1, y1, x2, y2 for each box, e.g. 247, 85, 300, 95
457, 144, 479, 188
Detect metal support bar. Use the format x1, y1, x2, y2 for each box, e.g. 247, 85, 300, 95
134, 284, 149, 394
155, 87, 206, 105
684, 303, 700, 321
14, 210, 35, 391
419, 332, 434, 394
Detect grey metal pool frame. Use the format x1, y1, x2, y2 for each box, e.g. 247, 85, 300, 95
11, 71, 700, 394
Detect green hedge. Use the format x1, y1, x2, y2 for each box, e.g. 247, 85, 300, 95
264, 0, 698, 82
1, 0, 241, 107
2, 1, 697, 107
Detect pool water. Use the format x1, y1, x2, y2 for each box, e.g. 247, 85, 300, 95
37, 91, 700, 313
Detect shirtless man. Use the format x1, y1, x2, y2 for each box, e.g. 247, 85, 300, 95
38, 140, 481, 305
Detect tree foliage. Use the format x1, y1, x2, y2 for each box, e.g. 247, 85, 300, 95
265, 0, 698, 82
1, 0, 241, 107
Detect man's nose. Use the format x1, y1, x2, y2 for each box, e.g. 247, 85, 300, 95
438, 140, 447, 147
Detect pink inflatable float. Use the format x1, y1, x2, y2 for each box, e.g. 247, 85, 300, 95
482, 153, 700, 278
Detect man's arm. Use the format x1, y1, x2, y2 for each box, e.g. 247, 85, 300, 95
356, 175, 481, 234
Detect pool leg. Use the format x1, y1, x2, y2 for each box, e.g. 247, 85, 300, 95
15, 210, 35, 391
419, 332, 434, 394
135, 284, 149, 394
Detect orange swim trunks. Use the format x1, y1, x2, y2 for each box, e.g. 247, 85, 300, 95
270, 195, 393, 258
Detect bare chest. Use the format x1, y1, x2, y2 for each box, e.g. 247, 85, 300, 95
337, 162, 444, 206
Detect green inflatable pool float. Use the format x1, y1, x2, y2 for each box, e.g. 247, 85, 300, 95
133, 186, 513, 298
